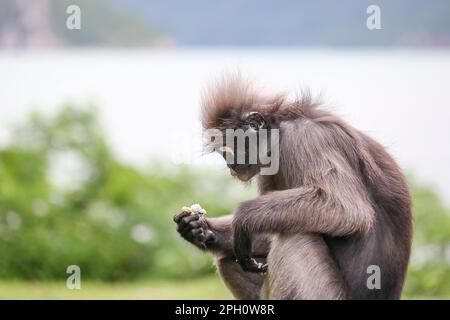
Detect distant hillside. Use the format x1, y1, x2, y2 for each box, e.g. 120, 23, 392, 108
0, 0, 167, 48
1, 0, 449, 48
120, 0, 450, 46
48, 0, 167, 47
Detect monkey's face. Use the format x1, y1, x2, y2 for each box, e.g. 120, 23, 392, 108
220, 145, 261, 182
217, 112, 271, 182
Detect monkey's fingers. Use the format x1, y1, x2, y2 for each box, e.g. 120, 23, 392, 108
173, 210, 191, 223
191, 228, 205, 241
191, 229, 207, 249
204, 230, 217, 245
180, 228, 206, 249
177, 214, 200, 234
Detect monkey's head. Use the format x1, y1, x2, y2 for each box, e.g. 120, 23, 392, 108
201, 76, 282, 181
216, 111, 272, 181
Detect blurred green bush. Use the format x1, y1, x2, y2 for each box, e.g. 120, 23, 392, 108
0, 106, 448, 298
0, 105, 254, 281
404, 182, 450, 298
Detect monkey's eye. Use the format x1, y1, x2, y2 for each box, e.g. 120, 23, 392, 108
248, 122, 259, 131
245, 112, 267, 130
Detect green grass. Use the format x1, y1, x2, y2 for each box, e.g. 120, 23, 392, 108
0, 276, 233, 300
1, 276, 447, 300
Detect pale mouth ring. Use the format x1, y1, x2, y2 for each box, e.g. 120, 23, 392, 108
229, 168, 255, 182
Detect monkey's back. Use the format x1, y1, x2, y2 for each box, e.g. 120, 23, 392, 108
260, 120, 412, 299
326, 133, 413, 299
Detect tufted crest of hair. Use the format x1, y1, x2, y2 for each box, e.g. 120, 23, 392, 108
201, 75, 322, 130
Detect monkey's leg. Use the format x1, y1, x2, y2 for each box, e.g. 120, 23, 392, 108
263, 233, 347, 300
174, 213, 269, 299
206, 216, 269, 299
215, 254, 266, 300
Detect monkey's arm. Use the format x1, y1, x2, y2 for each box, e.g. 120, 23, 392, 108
174, 212, 269, 299
174, 212, 270, 257
233, 168, 375, 272
203, 215, 235, 255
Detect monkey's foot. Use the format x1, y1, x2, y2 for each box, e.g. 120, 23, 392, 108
236, 256, 268, 273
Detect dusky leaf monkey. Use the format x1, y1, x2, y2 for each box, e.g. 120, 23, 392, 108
173, 75, 412, 299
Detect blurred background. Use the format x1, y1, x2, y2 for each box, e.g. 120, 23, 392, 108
0, 0, 450, 299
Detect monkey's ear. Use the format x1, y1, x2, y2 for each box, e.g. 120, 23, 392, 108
244, 112, 268, 130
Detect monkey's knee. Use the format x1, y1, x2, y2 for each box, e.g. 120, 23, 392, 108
215, 256, 265, 300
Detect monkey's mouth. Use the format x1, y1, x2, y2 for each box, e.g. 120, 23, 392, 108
229, 168, 258, 182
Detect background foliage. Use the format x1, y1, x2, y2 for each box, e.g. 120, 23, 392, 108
0, 106, 448, 298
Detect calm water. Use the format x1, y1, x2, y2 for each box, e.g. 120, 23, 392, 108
1, 48, 450, 203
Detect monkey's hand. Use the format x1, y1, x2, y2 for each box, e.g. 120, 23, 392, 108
233, 216, 268, 273
173, 207, 216, 250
